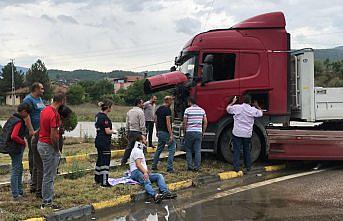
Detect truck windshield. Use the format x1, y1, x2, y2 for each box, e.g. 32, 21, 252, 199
178, 55, 198, 78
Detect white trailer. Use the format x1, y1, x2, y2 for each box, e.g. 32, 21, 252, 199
290, 49, 343, 122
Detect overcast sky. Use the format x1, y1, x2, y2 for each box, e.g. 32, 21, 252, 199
1, 0, 342, 72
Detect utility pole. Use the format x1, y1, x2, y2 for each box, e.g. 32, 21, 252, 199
10, 59, 15, 106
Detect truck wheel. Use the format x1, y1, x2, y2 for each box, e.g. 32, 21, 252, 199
219, 127, 261, 164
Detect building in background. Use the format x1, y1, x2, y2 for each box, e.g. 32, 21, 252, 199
113, 75, 144, 93
4, 87, 30, 105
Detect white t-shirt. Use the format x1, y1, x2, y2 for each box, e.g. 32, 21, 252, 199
129, 141, 148, 172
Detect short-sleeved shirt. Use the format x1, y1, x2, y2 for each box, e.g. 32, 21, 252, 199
129, 141, 147, 172
95, 112, 112, 140
39, 106, 60, 144
23, 94, 45, 131
155, 105, 172, 132
143, 101, 155, 122
184, 104, 206, 133
227, 103, 263, 138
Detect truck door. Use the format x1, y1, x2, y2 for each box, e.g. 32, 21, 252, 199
195, 51, 240, 123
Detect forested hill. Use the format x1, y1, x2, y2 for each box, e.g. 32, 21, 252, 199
47, 69, 169, 81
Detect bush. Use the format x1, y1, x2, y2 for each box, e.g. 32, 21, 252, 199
67, 84, 85, 105
65, 160, 86, 180
63, 112, 78, 132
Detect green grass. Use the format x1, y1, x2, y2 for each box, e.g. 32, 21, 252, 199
0, 157, 231, 220
68, 103, 130, 122
0, 142, 95, 165
0, 103, 130, 122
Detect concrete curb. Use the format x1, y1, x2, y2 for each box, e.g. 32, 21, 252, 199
264, 164, 286, 172
24, 218, 45, 221
92, 195, 132, 211
23, 163, 291, 220
0, 147, 157, 172
218, 171, 244, 180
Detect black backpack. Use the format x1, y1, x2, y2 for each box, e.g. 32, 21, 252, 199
0, 114, 26, 154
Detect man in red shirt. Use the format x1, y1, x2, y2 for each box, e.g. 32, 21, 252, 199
37, 92, 66, 210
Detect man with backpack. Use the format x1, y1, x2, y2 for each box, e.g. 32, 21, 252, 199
0, 103, 31, 200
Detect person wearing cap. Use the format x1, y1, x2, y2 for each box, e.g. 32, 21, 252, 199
152, 96, 176, 173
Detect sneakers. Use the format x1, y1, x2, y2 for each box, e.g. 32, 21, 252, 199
40, 203, 61, 210
154, 194, 163, 204
100, 183, 112, 188
162, 191, 177, 199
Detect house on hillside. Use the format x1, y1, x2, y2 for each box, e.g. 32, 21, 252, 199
4, 87, 30, 105
113, 75, 144, 93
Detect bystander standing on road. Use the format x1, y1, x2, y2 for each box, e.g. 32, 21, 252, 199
226, 95, 263, 172
94, 100, 116, 187
129, 135, 176, 204
23, 82, 45, 197
121, 98, 146, 165
183, 97, 207, 172
37, 92, 65, 209
0, 103, 31, 200
143, 95, 157, 148
152, 96, 176, 173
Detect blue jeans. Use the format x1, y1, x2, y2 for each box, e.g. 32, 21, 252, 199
152, 131, 176, 171
9, 149, 24, 198
232, 135, 252, 170
184, 131, 202, 170
38, 142, 60, 204
131, 169, 169, 197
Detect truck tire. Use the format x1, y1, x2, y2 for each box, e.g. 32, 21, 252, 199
219, 126, 262, 164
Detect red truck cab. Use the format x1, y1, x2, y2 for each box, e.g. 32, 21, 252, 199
144, 12, 291, 163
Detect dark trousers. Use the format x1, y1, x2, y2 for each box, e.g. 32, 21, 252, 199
145, 121, 154, 147
26, 136, 33, 176
121, 131, 142, 165
30, 135, 43, 196
232, 135, 252, 171
94, 145, 111, 186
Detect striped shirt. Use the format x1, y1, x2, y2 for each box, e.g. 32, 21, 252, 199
184, 105, 206, 133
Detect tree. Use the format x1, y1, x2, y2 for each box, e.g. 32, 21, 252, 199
89, 79, 113, 101
0, 62, 24, 94
67, 84, 85, 105
25, 59, 52, 100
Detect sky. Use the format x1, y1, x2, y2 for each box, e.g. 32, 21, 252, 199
0, 0, 342, 72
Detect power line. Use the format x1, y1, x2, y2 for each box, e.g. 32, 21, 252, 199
203, 0, 215, 31
128, 60, 174, 70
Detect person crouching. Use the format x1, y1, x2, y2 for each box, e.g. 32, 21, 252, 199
129, 135, 177, 203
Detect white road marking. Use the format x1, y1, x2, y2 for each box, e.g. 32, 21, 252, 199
181, 169, 327, 210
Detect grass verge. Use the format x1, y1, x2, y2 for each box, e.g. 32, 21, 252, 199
0, 157, 232, 220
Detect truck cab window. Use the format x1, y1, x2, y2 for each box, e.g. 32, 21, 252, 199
203, 53, 236, 81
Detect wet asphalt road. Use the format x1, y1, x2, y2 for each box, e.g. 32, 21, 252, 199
84, 165, 343, 221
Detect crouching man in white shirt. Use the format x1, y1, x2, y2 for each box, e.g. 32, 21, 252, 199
129, 135, 177, 203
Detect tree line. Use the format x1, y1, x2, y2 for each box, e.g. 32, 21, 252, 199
1, 59, 342, 106
0, 60, 52, 101
67, 79, 169, 106
314, 59, 343, 87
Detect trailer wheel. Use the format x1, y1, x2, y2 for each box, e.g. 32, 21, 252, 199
219, 126, 262, 164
